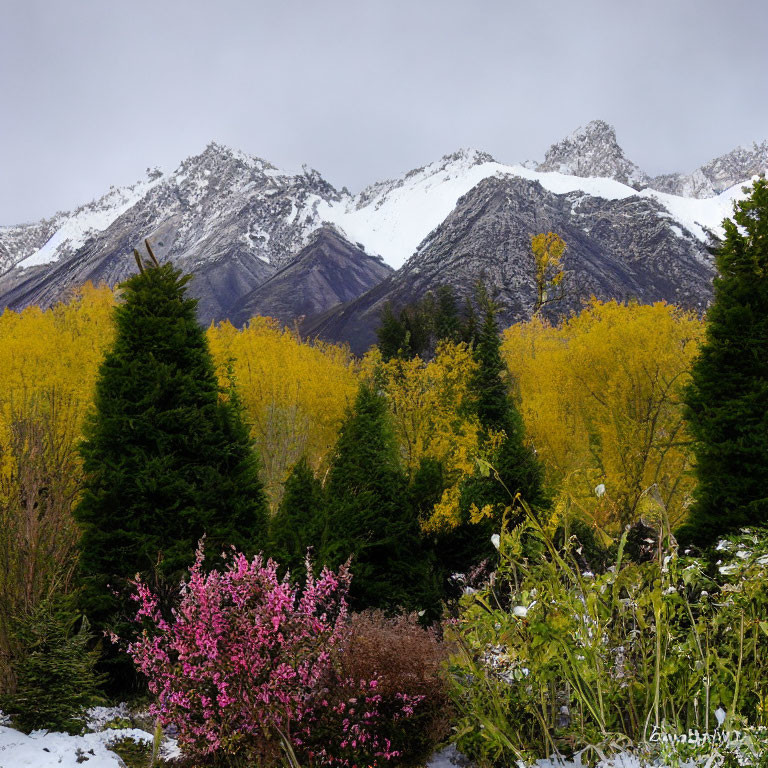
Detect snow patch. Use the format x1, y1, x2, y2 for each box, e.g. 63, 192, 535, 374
0, 725, 159, 768
316, 152, 747, 269
17, 175, 164, 269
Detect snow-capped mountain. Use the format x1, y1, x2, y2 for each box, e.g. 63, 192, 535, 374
0, 121, 765, 343
535, 120, 649, 187
307, 174, 718, 353
0, 144, 355, 323
650, 141, 768, 198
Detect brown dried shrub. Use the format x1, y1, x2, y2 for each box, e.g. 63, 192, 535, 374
339, 611, 455, 766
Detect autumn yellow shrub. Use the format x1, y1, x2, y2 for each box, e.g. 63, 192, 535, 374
502, 300, 704, 532
374, 341, 480, 531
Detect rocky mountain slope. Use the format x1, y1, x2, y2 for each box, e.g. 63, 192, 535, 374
0, 144, 348, 323
229, 226, 392, 327
533, 119, 767, 199
650, 141, 768, 198
307, 175, 716, 353
535, 120, 650, 187
1, 121, 765, 345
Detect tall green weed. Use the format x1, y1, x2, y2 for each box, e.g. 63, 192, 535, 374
447, 507, 768, 765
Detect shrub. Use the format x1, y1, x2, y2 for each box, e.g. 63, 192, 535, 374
127, 543, 418, 767
447, 509, 768, 766
339, 611, 454, 766
0, 599, 103, 734
0, 391, 81, 690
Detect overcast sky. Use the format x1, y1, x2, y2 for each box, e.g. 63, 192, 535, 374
2, 0, 767, 224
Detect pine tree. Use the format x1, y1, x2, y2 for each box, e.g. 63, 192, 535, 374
377, 302, 409, 361
460, 295, 479, 346
74, 252, 268, 687
322, 382, 430, 611
448, 292, 547, 568
434, 286, 461, 343
680, 180, 768, 548
268, 456, 325, 576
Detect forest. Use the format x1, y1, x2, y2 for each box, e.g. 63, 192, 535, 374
0, 181, 766, 768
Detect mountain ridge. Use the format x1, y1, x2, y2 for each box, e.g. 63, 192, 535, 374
1, 120, 765, 347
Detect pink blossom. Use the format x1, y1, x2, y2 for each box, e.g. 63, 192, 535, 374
126, 543, 415, 766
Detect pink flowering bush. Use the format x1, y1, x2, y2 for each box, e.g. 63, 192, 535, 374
127, 542, 419, 767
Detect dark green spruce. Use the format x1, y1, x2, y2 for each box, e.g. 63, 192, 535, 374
74, 253, 268, 688
680, 179, 768, 548
322, 382, 432, 612
445, 291, 548, 570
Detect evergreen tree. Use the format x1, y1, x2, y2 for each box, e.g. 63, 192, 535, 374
410, 456, 447, 524
460, 295, 479, 346
401, 304, 431, 358
446, 293, 547, 569
377, 302, 409, 362
680, 180, 768, 548
322, 382, 431, 611
434, 286, 461, 343
0, 599, 103, 734
268, 456, 325, 575
74, 253, 268, 687
408, 457, 447, 621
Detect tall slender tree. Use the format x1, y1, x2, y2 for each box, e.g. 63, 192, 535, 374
74, 246, 268, 688
377, 302, 409, 362
322, 382, 431, 611
680, 180, 768, 547
445, 290, 547, 569
434, 285, 461, 343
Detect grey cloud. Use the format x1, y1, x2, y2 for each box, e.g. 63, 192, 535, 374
1, 0, 767, 223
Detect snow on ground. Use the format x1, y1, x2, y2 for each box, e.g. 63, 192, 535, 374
425, 744, 700, 768
0, 725, 153, 768
0, 704, 180, 768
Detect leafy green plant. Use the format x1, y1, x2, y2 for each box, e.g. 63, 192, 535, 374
446, 502, 768, 766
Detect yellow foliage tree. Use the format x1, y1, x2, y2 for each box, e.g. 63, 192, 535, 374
375, 341, 480, 531
0, 282, 116, 484
530, 232, 567, 315
502, 300, 704, 531
207, 318, 359, 510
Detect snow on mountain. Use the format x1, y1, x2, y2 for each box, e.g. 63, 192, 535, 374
536, 119, 649, 187
0, 122, 764, 334
16, 174, 164, 270
6, 143, 343, 278
3, 126, 760, 280
318, 146, 750, 269
0, 215, 66, 275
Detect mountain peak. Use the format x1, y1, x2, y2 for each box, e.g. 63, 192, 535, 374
179, 142, 279, 177
440, 147, 496, 166
537, 119, 648, 187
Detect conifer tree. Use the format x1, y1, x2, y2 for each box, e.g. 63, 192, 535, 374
268, 456, 325, 575
460, 296, 479, 346
680, 180, 768, 547
74, 249, 268, 686
448, 291, 547, 568
434, 285, 461, 343
322, 382, 430, 611
377, 302, 409, 361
